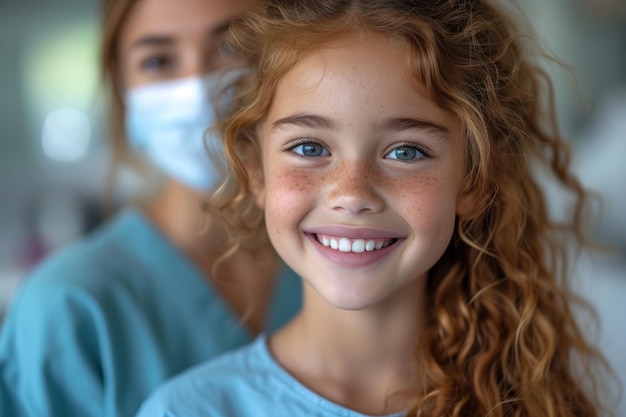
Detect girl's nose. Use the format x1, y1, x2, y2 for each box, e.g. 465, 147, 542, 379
325, 160, 385, 215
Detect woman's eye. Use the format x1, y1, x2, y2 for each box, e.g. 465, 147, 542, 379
139, 55, 173, 72
289, 142, 329, 158
385, 145, 426, 161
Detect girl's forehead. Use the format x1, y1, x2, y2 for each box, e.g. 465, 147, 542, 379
282, 32, 412, 83
264, 31, 462, 142
274, 32, 434, 109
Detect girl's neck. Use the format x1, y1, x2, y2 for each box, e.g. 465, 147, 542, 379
270, 278, 425, 415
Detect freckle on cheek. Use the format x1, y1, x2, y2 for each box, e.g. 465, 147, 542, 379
423, 175, 438, 187
279, 171, 315, 192
389, 174, 440, 202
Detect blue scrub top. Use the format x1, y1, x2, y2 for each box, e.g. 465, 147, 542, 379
0, 209, 301, 417
136, 335, 407, 417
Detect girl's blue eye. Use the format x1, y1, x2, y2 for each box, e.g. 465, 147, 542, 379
385, 145, 425, 161
290, 142, 329, 157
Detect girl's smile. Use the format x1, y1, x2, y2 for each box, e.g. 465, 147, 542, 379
304, 226, 405, 268
252, 31, 467, 310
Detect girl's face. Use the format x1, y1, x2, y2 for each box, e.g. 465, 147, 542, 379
254, 32, 467, 311
118, 0, 255, 90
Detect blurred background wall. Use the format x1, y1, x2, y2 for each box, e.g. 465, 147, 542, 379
513, 3, 626, 415
0, 0, 624, 414
0, 0, 106, 313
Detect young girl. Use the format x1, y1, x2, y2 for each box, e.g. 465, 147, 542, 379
136, 0, 612, 416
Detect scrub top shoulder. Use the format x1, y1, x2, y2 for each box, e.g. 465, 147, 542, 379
0, 209, 301, 417
136, 335, 406, 417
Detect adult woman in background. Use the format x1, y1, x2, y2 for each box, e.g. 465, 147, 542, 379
0, 0, 301, 416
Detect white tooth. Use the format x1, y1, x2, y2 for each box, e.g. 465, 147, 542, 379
321, 236, 330, 247
352, 239, 365, 253
339, 238, 351, 252
375, 241, 384, 250
365, 240, 376, 251
330, 239, 339, 250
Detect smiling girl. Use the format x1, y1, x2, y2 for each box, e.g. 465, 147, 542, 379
136, 1, 611, 416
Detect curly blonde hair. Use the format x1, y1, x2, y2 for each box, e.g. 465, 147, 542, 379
213, 0, 614, 415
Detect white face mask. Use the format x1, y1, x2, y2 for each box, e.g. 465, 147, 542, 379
125, 69, 243, 191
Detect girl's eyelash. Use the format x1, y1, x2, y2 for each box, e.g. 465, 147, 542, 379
389, 141, 434, 158
282, 138, 328, 154
285, 138, 330, 159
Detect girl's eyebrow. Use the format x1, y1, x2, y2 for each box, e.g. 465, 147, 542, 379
272, 114, 334, 130
272, 114, 448, 137
377, 117, 449, 135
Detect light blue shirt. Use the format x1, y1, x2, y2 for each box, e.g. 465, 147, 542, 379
136, 335, 407, 417
0, 209, 301, 417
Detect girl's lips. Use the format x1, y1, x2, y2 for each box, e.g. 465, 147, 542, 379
305, 232, 403, 268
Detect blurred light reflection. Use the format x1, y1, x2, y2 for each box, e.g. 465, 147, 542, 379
41, 107, 91, 162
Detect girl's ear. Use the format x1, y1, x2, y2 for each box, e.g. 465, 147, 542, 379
243, 142, 266, 209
